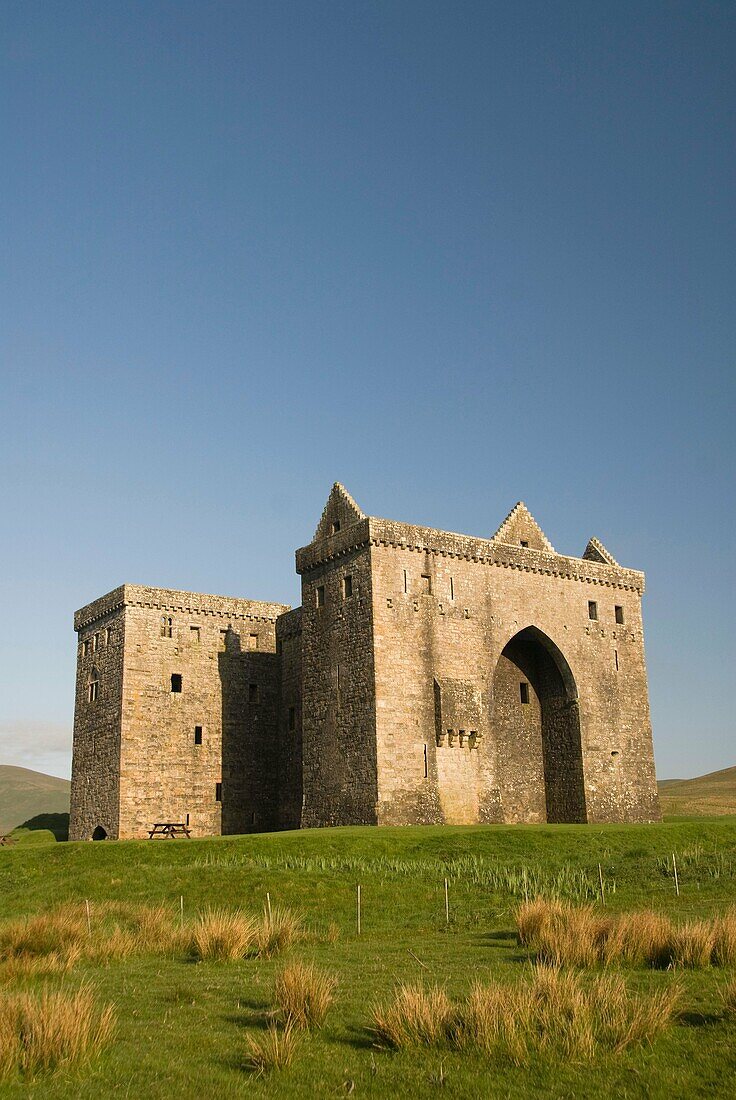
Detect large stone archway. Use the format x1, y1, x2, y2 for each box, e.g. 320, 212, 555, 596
491, 627, 586, 823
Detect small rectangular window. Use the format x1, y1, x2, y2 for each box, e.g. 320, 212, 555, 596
105, 627, 112, 645
450, 576, 454, 600
421, 574, 432, 594
160, 616, 172, 638
614, 649, 619, 671
93, 632, 100, 651
316, 585, 325, 608
87, 680, 99, 703
343, 575, 353, 598
288, 706, 296, 730
403, 569, 408, 593
248, 683, 259, 703
331, 520, 341, 534
194, 725, 203, 745
219, 629, 228, 650
520, 682, 530, 704
190, 625, 200, 643
83, 639, 91, 657
520, 540, 529, 548
423, 744, 428, 779
615, 605, 624, 625
171, 673, 182, 693
248, 633, 258, 649
215, 782, 222, 802
588, 601, 598, 621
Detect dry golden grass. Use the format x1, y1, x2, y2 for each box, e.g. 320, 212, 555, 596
0, 983, 115, 1080
713, 907, 736, 966
257, 907, 304, 958
273, 961, 336, 1029
722, 978, 736, 1016
372, 968, 679, 1062
371, 984, 453, 1049
190, 909, 258, 961
0, 911, 88, 962
516, 898, 736, 970
244, 1021, 298, 1075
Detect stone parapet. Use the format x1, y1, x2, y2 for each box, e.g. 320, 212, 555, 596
75, 584, 289, 632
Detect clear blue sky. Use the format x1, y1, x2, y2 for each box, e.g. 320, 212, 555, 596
1, 1, 734, 781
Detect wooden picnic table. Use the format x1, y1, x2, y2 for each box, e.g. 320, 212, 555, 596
147, 822, 191, 839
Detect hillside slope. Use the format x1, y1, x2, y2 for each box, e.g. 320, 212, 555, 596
658, 765, 736, 817
0, 764, 70, 834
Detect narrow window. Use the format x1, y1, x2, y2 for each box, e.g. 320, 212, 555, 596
171, 673, 182, 693
105, 627, 112, 645
219, 629, 228, 650
520, 682, 530, 704
186, 813, 190, 826
588, 600, 598, 621
248, 633, 259, 649
288, 706, 296, 730
215, 782, 222, 802
421, 574, 432, 594
316, 585, 325, 608
520, 540, 529, 548
615, 605, 624, 625
87, 671, 99, 703
251, 811, 256, 825
450, 576, 454, 600
331, 520, 341, 534
403, 569, 408, 593
423, 744, 428, 778
343, 575, 353, 598
248, 683, 259, 703
614, 649, 619, 671
194, 725, 203, 745
93, 632, 100, 651
83, 639, 90, 657
190, 625, 200, 643
160, 616, 172, 638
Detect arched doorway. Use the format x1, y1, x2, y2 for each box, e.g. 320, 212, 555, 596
492, 627, 586, 823
91, 825, 107, 840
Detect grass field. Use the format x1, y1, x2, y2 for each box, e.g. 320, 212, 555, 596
658, 766, 736, 817
1, 819, 735, 1098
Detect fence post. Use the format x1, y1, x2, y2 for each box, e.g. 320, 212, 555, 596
598, 863, 605, 906
357, 884, 361, 935
444, 878, 450, 924
672, 852, 680, 897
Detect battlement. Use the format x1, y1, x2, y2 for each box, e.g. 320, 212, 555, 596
74, 584, 290, 632
296, 515, 644, 594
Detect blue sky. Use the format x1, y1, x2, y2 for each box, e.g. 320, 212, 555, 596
1, 1, 733, 781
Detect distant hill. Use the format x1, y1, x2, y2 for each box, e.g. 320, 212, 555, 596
658, 765, 736, 817
0, 765, 70, 835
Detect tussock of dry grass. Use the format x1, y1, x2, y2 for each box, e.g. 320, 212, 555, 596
257, 907, 304, 957
372, 969, 679, 1064
273, 962, 336, 1029
244, 1021, 298, 1075
723, 978, 736, 1017
191, 909, 258, 961
516, 899, 736, 970
0, 984, 115, 1080
371, 985, 453, 1048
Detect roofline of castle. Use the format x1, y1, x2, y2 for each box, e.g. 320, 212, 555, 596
74, 583, 291, 632
295, 516, 645, 594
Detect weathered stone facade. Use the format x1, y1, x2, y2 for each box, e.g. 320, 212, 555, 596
70, 485, 660, 839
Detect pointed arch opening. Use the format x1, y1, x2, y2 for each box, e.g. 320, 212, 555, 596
91, 825, 107, 840
492, 627, 586, 823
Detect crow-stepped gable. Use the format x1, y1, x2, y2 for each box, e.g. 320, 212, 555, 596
70, 485, 660, 839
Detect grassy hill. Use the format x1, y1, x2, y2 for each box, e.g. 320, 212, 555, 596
0, 820, 735, 1097
658, 764, 736, 817
0, 764, 70, 835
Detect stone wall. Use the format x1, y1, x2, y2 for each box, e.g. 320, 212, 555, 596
69, 595, 126, 840
276, 607, 303, 829
296, 514, 379, 827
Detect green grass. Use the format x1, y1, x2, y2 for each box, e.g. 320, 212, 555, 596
1, 819, 735, 1098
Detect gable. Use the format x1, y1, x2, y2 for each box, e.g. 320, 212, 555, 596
490, 502, 555, 553
582, 537, 620, 567
312, 482, 366, 543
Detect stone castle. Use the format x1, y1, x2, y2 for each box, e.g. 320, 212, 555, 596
69, 484, 660, 840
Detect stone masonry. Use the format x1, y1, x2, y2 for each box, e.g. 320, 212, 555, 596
69, 486, 660, 839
